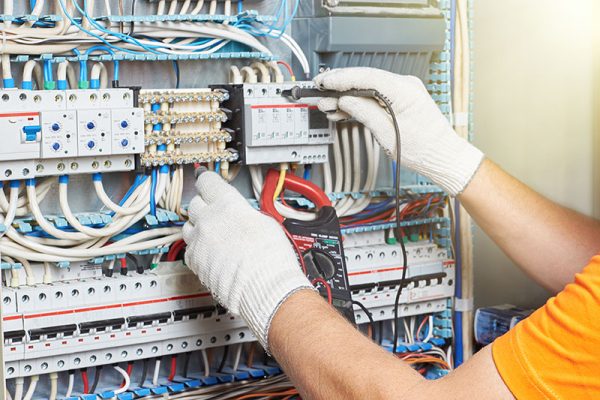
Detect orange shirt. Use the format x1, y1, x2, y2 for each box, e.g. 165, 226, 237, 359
493, 256, 600, 399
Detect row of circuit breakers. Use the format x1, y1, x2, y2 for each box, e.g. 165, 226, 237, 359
0, 81, 331, 181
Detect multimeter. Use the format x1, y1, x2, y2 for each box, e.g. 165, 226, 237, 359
260, 169, 355, 323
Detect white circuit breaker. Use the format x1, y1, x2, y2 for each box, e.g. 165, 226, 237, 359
211, 81, 334, 165
0, 89, 144, 181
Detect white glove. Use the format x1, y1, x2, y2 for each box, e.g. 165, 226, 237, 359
314, 67, 484, 196
182, 171, 314, 350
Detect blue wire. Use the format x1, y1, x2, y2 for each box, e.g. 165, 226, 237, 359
303, 165, 311, 180
43, 61, 51, 83
237, 1, 243, 14
85, 45, 120, 81
58, 0, 156, 55
273, 0, 299, 38
29, 0, 36, 11
118, 175, 147, 207
215, 162, 221, 174
71, 47, 88, 83
150, 169, 157, 216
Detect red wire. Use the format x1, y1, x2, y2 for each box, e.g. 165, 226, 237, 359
167, 240, 186, 262
277, 61, 295, 80
120, 258, 127, 270
81, 370, 89, 394
122, 362, 133, 388
312, 278, 332, 304
168, 356, 177, 381
416, 316, 428, 341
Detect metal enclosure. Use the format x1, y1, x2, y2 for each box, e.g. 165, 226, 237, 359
292, 0, 446, 78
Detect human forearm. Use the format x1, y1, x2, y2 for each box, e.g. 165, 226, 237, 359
269, 290, 513, 400
269, 290, 423, 399
460, 159, 600, 292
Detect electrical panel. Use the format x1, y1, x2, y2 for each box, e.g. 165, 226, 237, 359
0, 0, 462, 398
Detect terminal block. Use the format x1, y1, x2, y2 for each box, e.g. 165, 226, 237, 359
138, 89, 239, 167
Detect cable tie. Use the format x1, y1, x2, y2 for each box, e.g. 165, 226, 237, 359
454, 297, 474, 312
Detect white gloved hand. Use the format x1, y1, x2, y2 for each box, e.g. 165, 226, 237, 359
314, 67, 484, 196
183, 171, 314, 350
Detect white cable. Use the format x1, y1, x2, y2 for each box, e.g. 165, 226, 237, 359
3, 0, 13, 28
48, 373, 58, 400
1, 54, 13, 82
93, 176, 150, 215
191, 0, 205, 14
14, 257, 34, 286
229, 66, 243, 84
157, 0, 166, 15
152, 359, 161, 386
251, 62, 271, 83
22, 375, 38, 400
168, 0, 179, 15
346, 128, 377, 215
42, 262, 52, 284
57, 175, 162, 238
403, 319, 412, 344
322, 161, 333, 195
65, 373, 74, 398
3, 184, 19, 232
267, 61, 284, 83
201, 350, 210, 377
90, 62, 108, 88
13, 377, 23, 400
103, 0, 111, 16
232, 344, 242, 372
180, 0, 192, 14
113, 366, 130, 394
337, 124, 362, 216
208, 0, 217, 15
240, 66, 257, 83
22, 60, 41, 86
334, 124, 352, 212
424, 315, 434, 343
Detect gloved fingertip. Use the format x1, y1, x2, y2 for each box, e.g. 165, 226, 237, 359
194, 165, 209, 179
316, 97, 339, 113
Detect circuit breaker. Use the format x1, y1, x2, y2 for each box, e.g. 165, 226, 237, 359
211, 81, 334, 165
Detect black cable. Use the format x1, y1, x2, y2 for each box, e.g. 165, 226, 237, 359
173, 61, 181, 89
378, 320, 384, 346
129, 0, 138, 35
351, 300, 375, 339
90, 365, 102, 394
217, 346, 229, 373
372, 93, 408, 355
285, 87, 408, 354
182, 352, 191, 378
140, 358, 149, 387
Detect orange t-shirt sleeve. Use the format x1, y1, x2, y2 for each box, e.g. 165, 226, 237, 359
492, 256, 600, 399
